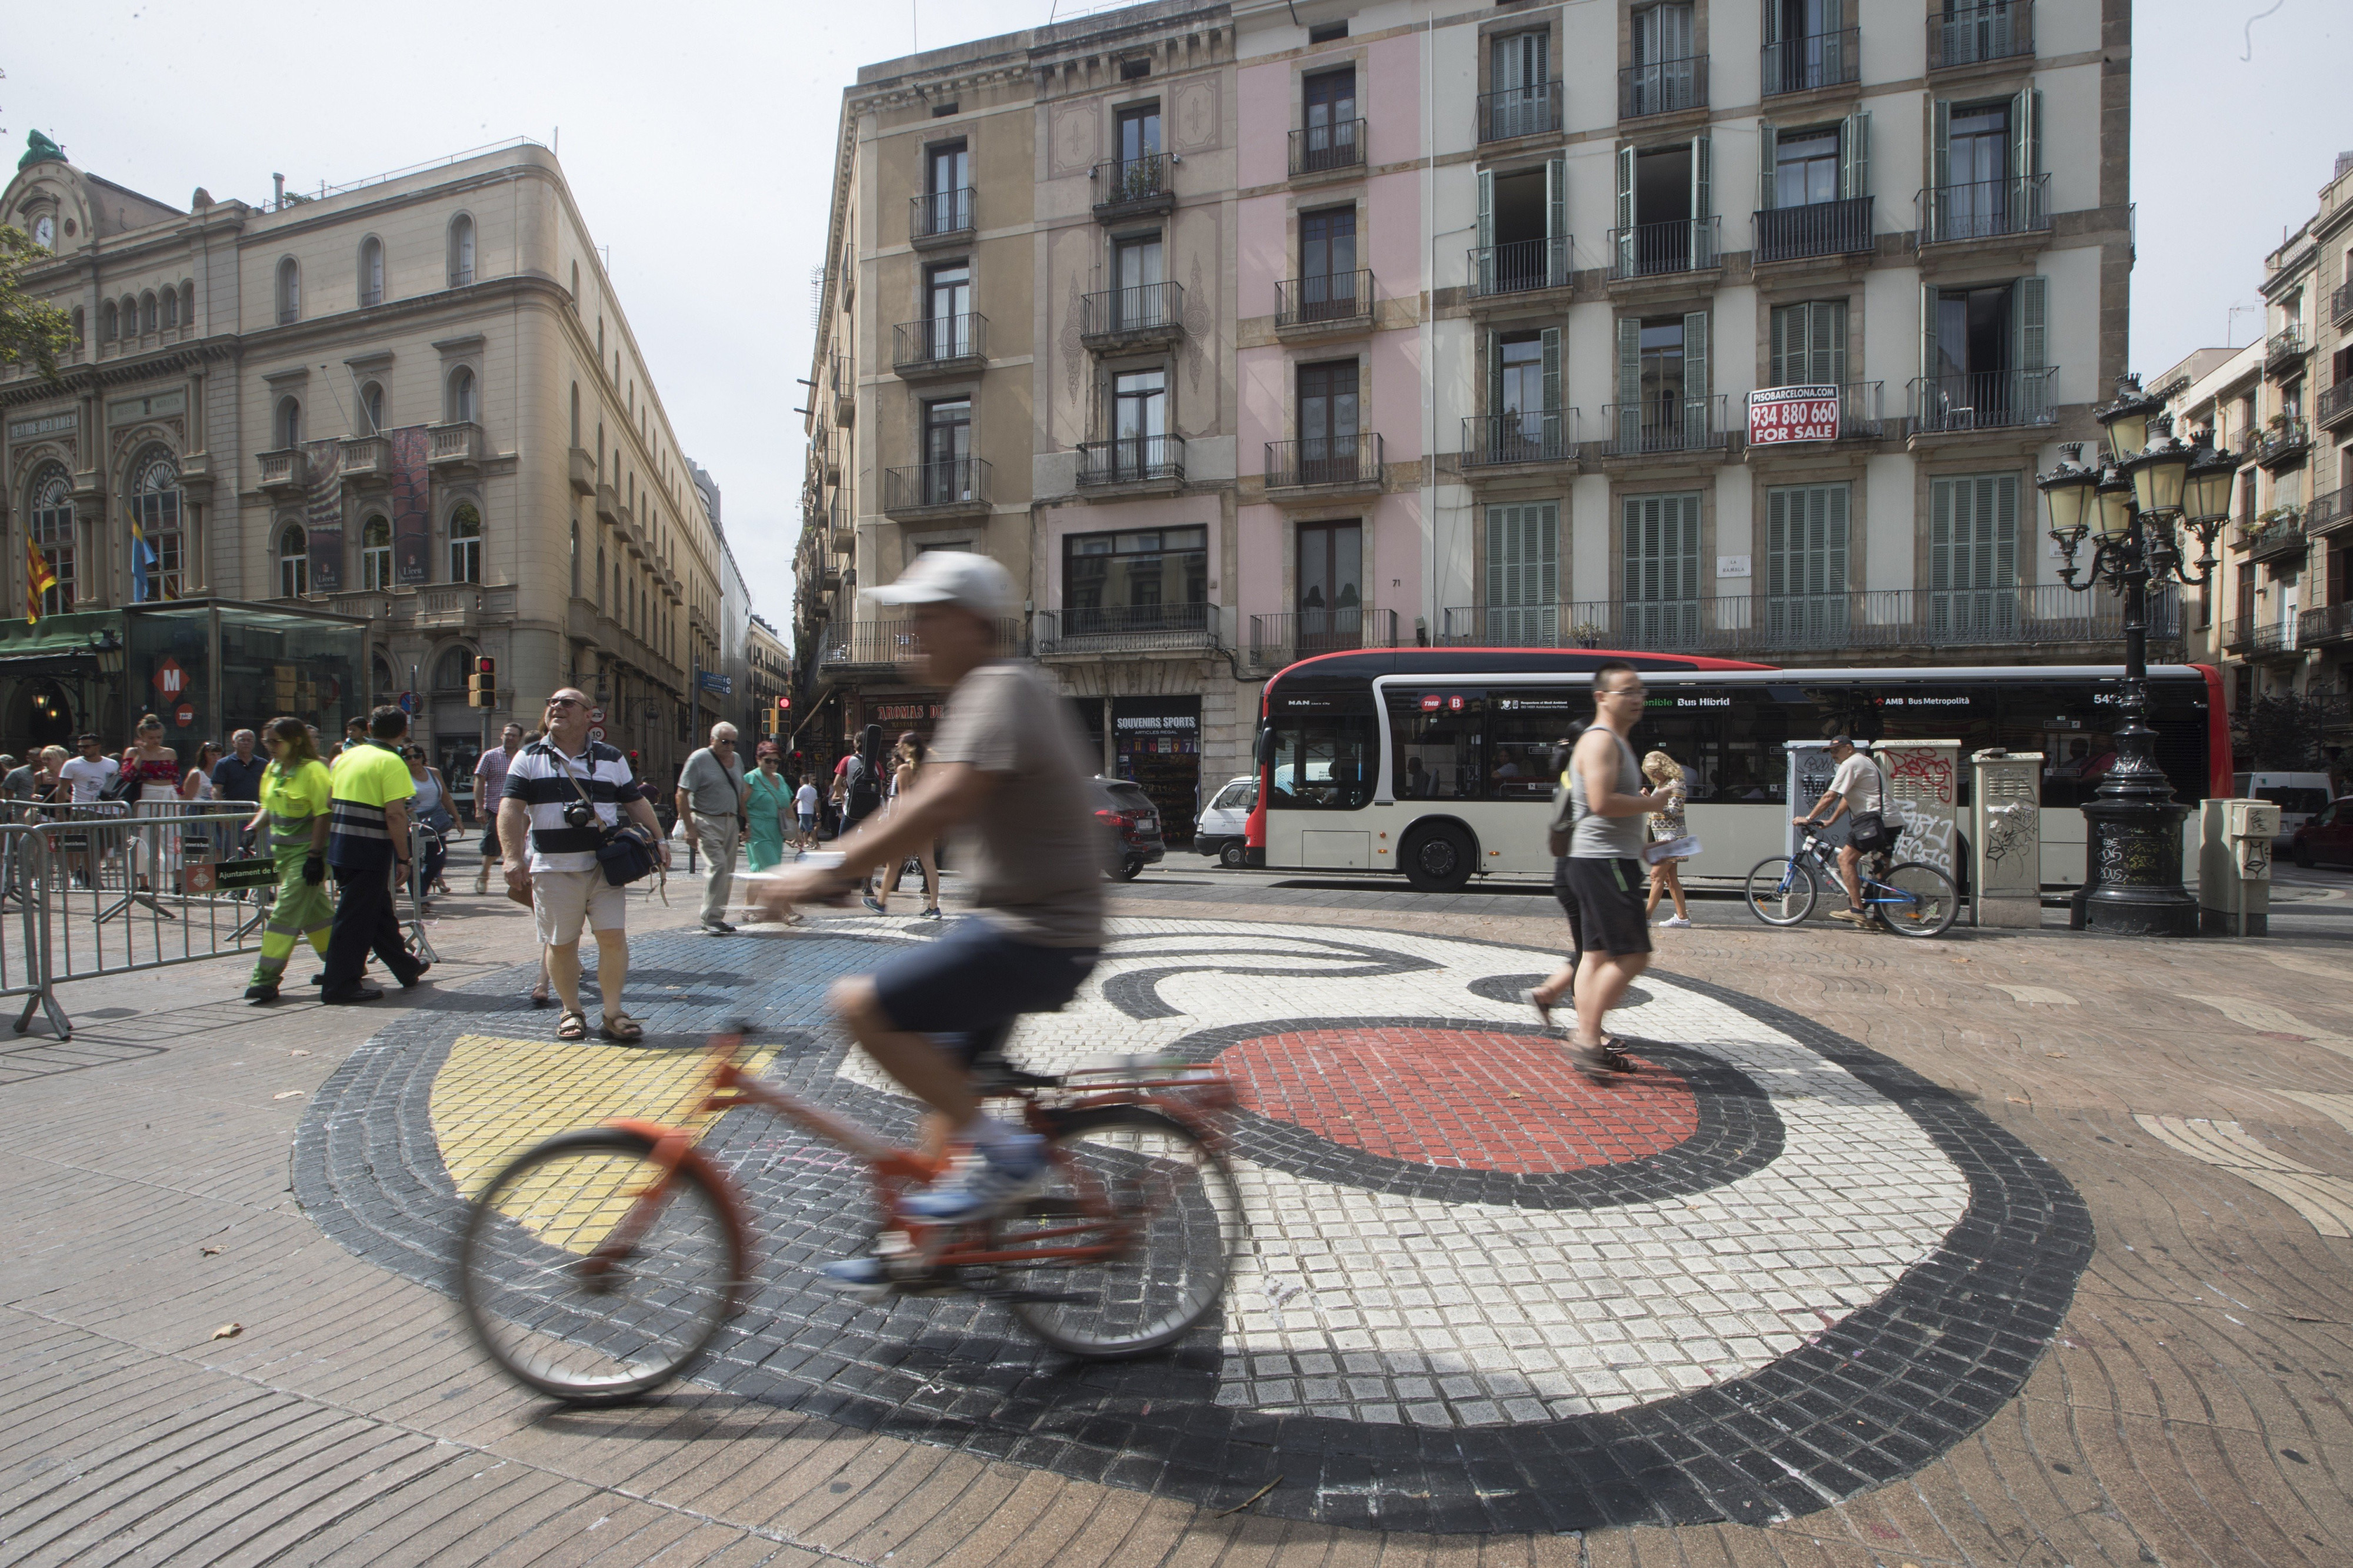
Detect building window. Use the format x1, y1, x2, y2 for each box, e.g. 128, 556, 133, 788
1771, 125, 1839, 208
1614, 311, 1712, 450
1928, 475, 2021, 639
1115, 103, 1163, 197
1296, 519, 1364, 652
372, 655, 396, 704
28, 468, 74, 616
359, 381, 385, 434
569, 383, 580, 447
922, 398, 973, 503
1629, 2, 1699, 115
361, 516, 392, 590
1301, 68, 1358, 169
1062, 525, 1206, 635
925, 262, 972, 358
1488, 31, 1551, 139
1922, 276, 2048, 429
275, 395, 302, 449
570, 520, 581, 599
1485, 502, 1559, 645
597, 545, 607, 610
138, 292, 155, 334
359, 236, 384, 307
1297, 359, 1359, 478
448, 502, 482, 583
69, 305, 84, 347
435, 646, 475, 692
127, 452, 183, 603
161, 288, 179, 330
180, 281, 195, 329
924, 141, 972, 233
448, 214, 475, 288
1768, 299, 1847, 387
276, 258, 300, 325
448, 366, 477, 424
279, 524, 309, 598
1764, 483, 1850, 639
1623, 492, 1702, 642
100, 300, 116, 341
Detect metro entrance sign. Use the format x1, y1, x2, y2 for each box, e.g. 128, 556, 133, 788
1747, 385, 1840, 445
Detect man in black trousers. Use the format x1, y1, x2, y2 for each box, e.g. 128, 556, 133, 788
319, 705, 429, 1003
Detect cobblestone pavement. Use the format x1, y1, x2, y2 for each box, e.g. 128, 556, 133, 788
4, 855, 2352, 1564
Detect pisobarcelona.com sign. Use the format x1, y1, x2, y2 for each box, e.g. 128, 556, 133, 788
1747, 385, 1841, 445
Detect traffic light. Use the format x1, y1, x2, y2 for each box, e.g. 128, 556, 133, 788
467, 655, 496, 709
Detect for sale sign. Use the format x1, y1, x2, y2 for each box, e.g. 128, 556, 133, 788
1747, 385, 1840, 445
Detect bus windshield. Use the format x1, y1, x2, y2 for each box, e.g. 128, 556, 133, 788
1266, 699, 1376, 810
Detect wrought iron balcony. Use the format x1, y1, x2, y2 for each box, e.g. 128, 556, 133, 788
1608, 218, 1719, 279
881, 458, 991, 518
891, 313, 987, 376
1264, 432, 1385, 492
1752, 196, 1874, 264
1461, 411, 1579, 468
1907, 369, 2059, 433
2307, 483, 2353, 537
1276, 269, 1374, 330
2253, 418, 2311, 470
1290, 119, 1365, 176
2264, 325, 2309, 375
1468, 237, 1572, 298
1094, 154, 1172, 218
2239, 517, 2308, 565
2221, 616, 2254, 654
2301, 601, 2353, 648
1917, 174, 2050, 244
1080, 282, 1185, 346
1479, 81, 1562, 142
1076, 434, 1186, 488
819, 616, 1025, 670
1247, 608, 1398, 672
1035, 602, 1224, 655
909, 187, 975, 246
1762, 28, 1859, 95
1599, 396, 1731, 456
1928, 0, 2033, 69
2335, 281, 2353, 327
1620, 56, 1707, 119
2318, 381, 2353, 431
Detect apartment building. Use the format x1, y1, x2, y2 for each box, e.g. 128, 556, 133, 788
1, 134, 734, 785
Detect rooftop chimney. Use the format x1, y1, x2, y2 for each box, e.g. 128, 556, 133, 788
272, 172, 284, 209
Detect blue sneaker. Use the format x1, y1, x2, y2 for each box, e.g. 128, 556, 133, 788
900, 1135, 1049, 1224
817, 1255, 890, 1291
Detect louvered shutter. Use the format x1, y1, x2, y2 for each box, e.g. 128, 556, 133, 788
1617, 316, 1642, 450
1546, 154, 1568, 285
1476, 168, 1495, 295
1540, 326, 1563, 457
1920, 282, 1942, 421
2012, 88, 2043, 230
1991, 475, 2019, 636
1821, 0, 1847, 78
1815, 299, 1847, 387
1615, 145, 1637, 275
1769, 305, 1793, 386
1929, 100, 1951, 239
2014, 275, 2048, 421
1487, 503, 1559, 644
1682, 309, 1709, 448
1690, 133, 1714, 266
1758, 122, 1779, 212
1840, 109, 1869, 201
1624, 493, 1701, 645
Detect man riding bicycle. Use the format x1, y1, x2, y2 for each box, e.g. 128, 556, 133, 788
758, 552, 1102, 1286
1795, 734, 1883, 926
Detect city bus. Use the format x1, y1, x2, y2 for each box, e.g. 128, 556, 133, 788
1245, 648, 2229, 892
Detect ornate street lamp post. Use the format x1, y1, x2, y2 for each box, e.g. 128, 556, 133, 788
2037, 376, 2232, 936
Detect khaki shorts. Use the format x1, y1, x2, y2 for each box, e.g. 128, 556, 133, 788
531, 868, 628, 947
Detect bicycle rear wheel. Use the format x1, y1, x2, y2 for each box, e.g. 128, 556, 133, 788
1878, 861, 1959, 938
994, 1106, 1242, 1359
457, 1127, 744, 1405
1742, 856, 1818, 926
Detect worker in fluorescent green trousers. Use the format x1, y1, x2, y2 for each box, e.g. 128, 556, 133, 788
244, 717, 335, 1005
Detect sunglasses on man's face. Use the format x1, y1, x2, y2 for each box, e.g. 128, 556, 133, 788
547, 697, 585, 710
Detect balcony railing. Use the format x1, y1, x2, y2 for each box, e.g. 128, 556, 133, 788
1291, 118, 1365, 175
910, 187, 976, 243
2301, 601, 2353, 648
1081, 281, 1184, 342
1599, 395, 1731, 456
1439, 585, 2183, 658
1752, 196, 1874, 263
1469, 237, 1572, 298
1265, 432, 1385, 491
1762, 28, 1860, 95
1479, 81, 1563, 142
1462, 411, 1579, 468
1095, 154, 1171, 215
1748, 379, 1888, 440
2240, 518, 2308, 565
2334, 282, 2353, 326
819, 616, 1025, 670
881, 458, 991, 514
2265, 325, 2309, 372
891, 313, 987, 372
2307, 483, 2353, 536
2248, 617, 2301, 657
338, 435, 391, 483
1929, 1, 2033, 69
1076, 434, 1186, 487
1907, 368, 2059, 433
1918, 174, 2050, 243
2222, 617, 2254, 654
2254, 419, 2311, 469
428, 422, 480, 466
2318, 381, 2353, 430
1035, 602, 1225, 655
1608, 218, 1719, 279
1276, 269, 1374, 328
1620, 56, 1707, 119
1248, 608, 1399, 672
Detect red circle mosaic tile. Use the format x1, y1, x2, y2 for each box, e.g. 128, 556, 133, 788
1215, 1026, 1699, 1173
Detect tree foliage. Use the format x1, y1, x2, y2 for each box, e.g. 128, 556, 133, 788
0, 225, 74, 382
2232, 691, 2335, 771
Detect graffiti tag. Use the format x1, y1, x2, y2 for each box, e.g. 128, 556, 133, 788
1885, 749, 1956, 806
1894, 799, 1955, 875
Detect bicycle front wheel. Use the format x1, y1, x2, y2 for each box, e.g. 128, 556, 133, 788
1742, 856, 1818, 926
457, 1127, 745, 1405
994, 1106, 1242, 1359
1878, 861, 1960, 938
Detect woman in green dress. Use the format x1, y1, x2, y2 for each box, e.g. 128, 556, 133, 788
243, 717, 335, 1005
744, 743, 793, 872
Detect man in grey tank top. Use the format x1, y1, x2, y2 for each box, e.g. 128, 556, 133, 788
1536, 660, 1660, 1079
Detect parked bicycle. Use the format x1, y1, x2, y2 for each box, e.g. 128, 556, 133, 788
456, 1022, 1244, 1404
1742, 819, 1959, 938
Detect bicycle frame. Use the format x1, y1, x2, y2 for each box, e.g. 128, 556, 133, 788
1788, 828, 1932, 916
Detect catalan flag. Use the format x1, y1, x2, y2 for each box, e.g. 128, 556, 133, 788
130, 513, 154, 603
25, 538, 56, 626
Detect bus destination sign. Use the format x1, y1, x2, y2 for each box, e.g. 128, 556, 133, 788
1747, 385, 1840, 445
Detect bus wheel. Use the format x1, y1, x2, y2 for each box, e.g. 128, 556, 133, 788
1402, 825, 1474, 893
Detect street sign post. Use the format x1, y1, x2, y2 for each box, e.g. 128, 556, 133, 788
1746, 385, 1840, 446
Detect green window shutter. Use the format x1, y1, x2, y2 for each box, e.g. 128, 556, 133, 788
1769, 304, 1793, 386
1759, 0, 1782, 49
1682, 309, 1709, 445
1921, 281, 1942, 393
1617, 316, 1642, 448
1540, 324, 1562, 423
1840, 109, 1869, 201
1757, 122, 1779, 212
1824, 482, 1849, 593
1545, 154, 1568, 285
1483, 328, 1499, 419
2012, 88, 2043, 229
1765, 486, 1789, 598
1929, 477, 1957, 593
1536, 502, 1558, 613
1816, 299, 1847, 386
1690, 132, 1713, 265
1615, 145, 1637, 275
1991, 475, 2018, 587
1487, 505, 1510, 610
1931, 99, 1951, 239
2014, 274, 2048, 419
1670, 493, 1701, 603
1476, 168, 1495, 294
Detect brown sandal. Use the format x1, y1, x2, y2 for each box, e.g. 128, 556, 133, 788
599, 1012, 644, 1043
556, 1009, 588, 1042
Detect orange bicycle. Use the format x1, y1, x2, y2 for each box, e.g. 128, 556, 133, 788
455, 1022, 1243, 1403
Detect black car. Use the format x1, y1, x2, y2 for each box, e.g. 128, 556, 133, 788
1092, 778, 1165, 880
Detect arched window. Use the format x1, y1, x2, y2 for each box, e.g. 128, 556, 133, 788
569, 382, 580, 448
447, 502, 482, 583
161, 288, 178, 330
99, 301, 116, 341
28, 467, 75, 616
69, 306, 84, 347
359, 381, 384, 435
358, 236, 384, 308
139, 292, 157, 334
372, 655, 396, 704
596, 545, 606, 609
361, 515, 392, 590
569, 519, 581, 599
570, 260, 579, 306
278, 523, 309, 598
119, 296, 138, 333
447, 214, 475, 288
127, 451, 182, 603
434, 646, 475, 692
274, 396, 302, 450
447, 366, 477, 425
275, 258, 300, 325
180, 281, 195, 329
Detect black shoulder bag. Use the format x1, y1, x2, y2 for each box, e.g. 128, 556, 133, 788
557, 749, 660, 887
1845, 756, 1898, 854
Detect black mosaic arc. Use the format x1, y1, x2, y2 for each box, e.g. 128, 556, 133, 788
1096, 936, 1444, 1020
1155, 1015, 1784, 1210
291, 925, 2091, 1537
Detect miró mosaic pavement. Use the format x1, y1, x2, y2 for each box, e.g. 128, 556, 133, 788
295, 916, 2092, 1535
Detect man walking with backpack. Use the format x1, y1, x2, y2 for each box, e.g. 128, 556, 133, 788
839, 724, 888, 910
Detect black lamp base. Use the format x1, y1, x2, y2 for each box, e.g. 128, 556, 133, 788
2074, 790, 2200, 938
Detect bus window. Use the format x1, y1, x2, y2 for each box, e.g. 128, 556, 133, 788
1268, 706, 1376, 810
1488, 690, 1579, 800
1388, 690, 1484, 799
1627, 685, 1731, 802
1714, 686, 1792, 803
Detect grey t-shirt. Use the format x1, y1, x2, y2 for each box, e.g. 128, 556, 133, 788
929, 660, 1105, 948
678, 746, 745, 816
1568, 728, 1647, 860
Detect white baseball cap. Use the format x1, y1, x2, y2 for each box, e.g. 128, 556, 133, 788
868, 550, 1018, 622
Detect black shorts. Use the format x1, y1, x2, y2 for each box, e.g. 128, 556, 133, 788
871, 916, 1099, 1065
1555, 856, 1652, 958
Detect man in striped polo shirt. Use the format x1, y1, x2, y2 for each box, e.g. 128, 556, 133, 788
498, 687, 671, 1042
319, 705, 428, 1003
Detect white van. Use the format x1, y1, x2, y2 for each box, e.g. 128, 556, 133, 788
2234, 772, 2335, 850
1194, 775, 1258, 868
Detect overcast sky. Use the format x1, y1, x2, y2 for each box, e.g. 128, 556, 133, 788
3, 0, 2339, 643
